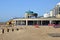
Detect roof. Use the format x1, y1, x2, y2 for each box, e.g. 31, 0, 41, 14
12, 17, 60, 21
25, 10, 34, 14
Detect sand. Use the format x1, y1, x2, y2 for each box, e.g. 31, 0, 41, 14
0, 26, 60, 40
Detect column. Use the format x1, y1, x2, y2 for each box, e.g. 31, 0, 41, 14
50, 20, 52, 24
41, 20, 42, 25
15, 20, 17, 26
26, 20, 28, 26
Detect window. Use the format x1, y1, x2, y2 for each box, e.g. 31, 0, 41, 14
16, 20, 26, 25
59, 12, 60, 14
42, 20, 49, 25
52, 20, 60, 25
33, 21, 37, 25
28, 21, 33, 25
38, 21, 41, 25
59, 7, 60, 11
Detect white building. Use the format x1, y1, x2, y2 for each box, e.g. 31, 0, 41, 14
7, 2, 60, 26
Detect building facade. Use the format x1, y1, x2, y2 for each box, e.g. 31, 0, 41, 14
7, 2, 60, 26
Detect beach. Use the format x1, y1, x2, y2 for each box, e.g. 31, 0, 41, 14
0, 26, 60, 40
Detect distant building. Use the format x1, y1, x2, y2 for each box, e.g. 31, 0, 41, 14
25, 10, 38, 18
49, 10, 55, 17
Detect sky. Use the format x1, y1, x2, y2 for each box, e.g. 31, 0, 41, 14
0, 0, 60, 22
